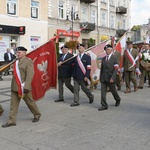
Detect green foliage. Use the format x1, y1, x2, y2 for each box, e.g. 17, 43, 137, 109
131, 25, 141, 31
88, 38, 95, 48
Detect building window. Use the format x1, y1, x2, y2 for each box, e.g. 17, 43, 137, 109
31, 1, 39, 19
7, 0, 17, 15
91, 10, 96, 24
123, 20, 126, 29
102, 13, 106, 27
81, 7, 88, 22
59, 1, 64, 19
110, 16, 114, 28
110, 0, 113, 5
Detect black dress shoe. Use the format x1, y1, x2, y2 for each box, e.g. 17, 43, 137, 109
98, 107, 108, 111
32, 116, 40, 122
138, 86, 143, 89
115, 100, 121, 107
70, 103, 80, 107
55, 99, 64, 102
2, 123, 16, 128
89, 95, 94, 104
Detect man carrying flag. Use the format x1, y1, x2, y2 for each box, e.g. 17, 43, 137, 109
2, 46, 41, 128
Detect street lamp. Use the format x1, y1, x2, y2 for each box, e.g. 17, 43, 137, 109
66, 6, 80, 41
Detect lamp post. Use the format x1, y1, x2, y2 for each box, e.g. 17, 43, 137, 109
66, 6, 79, 41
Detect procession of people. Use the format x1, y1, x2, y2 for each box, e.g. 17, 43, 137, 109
0, 39, 150, 128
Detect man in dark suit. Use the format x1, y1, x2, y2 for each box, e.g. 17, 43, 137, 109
99, 44, 121, 111
70, 44, 94, 107
4, 48, 15, 75
55, 45, 74, 102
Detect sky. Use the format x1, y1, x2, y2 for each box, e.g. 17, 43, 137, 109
131, 0, 150, 27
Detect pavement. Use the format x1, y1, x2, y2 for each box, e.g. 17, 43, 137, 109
1, 75, 150, 150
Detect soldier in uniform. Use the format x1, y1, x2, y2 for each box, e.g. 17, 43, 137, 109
70, 44, 94, 107
113, 46, 121, 90
0, 104, 4, 116
55, 45, 74, 102
2, 46, 41, 128
123, 41, 139, 93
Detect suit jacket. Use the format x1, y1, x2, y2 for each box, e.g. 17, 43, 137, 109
4, 52, 15, 62
11, 56, 34, 91
73, 53, 91, 80
100, 54, 118, 83
123, 48, 139, 71
58, 53, 74, 78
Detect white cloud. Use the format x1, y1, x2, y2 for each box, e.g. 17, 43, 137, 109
131, 0, 150, 27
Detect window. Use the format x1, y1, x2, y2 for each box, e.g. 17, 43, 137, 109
7, 0, 17, 15
110, 0, 113, 5
102, 13, 106, 27
91, 10, 96, 24
123, 20, 126, 29
110, 16, 114, 28
81, 7, 88, 22
59, 1, 64, 19
71, 4, 77, 20
31, 1, 39, 19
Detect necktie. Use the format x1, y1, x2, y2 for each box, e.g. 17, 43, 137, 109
79, 53, 82, 59
61, 54, 65, 61
106, 55, 109, 63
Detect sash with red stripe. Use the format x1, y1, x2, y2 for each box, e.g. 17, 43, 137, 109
13, 60, 24, 98
77, 55, 86, 75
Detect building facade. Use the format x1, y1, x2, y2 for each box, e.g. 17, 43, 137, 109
0, 0, 48, 61
48, 0, 131, 47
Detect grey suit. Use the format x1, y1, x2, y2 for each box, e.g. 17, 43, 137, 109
100, 54, 121, 108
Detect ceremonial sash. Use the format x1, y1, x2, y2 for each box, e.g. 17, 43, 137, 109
13, 60, 24, 98
125, 49, 139, 68
77, 55, 86, 75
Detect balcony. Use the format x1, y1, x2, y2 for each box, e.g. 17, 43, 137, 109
116, 29, 127, 36
80, 22, 95, 33
116, 6, 127, 14
80, 0, 95, 3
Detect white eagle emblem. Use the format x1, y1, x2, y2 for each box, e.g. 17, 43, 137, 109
37, 60, 48, 73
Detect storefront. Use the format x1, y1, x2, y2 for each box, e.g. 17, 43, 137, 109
0, 24, 25, 61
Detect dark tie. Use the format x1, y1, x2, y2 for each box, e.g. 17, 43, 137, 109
61, 54, 65, 61
106, 55, 109, 63
79, 54, 81, 59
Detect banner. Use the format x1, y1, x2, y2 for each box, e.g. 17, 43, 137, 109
87, 40, 111, 84
27, 40, 57, 100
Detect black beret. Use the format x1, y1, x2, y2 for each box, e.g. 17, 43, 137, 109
104, 44, 112, 50
61, 45, 68, 49
126, 41, 133, 44
77, 44, 85, 49
16, 46, 27, 51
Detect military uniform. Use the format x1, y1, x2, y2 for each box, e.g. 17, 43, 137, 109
2, 47, 41, 128
123, 47, 139, 93
0, 104, 4, 115
113, 50, 121, 90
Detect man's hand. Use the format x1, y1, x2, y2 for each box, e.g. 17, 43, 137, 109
110, 79, 114, 83
57, 61, 63, 67
84, 77, 88, 82
24, 89, 29, 93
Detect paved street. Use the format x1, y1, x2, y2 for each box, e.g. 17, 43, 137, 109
1, 75, 150, 150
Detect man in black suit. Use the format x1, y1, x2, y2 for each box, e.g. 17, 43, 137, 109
70, 44, 94, 107
4, 48, 15, 75
99, 44, 121, 111
55, 45, 74, 102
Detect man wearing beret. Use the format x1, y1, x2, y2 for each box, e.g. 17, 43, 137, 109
2, 46, 41, 128
99, 44, 121, 111
123, 41, 139, 93
70, 44, 94, 107
55, 45, 74, 102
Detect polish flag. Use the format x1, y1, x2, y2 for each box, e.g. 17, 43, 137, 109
115, 32, 127, 70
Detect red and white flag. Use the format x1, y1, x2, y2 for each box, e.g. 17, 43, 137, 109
115, 32, 127, 70
87, 40, 111, 83
27, 40, 57, 101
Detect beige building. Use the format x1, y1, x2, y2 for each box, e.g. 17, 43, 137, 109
0, 0, 48, 61
48, 0, 131, 47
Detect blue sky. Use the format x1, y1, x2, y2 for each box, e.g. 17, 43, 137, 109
131, 0, 150, 27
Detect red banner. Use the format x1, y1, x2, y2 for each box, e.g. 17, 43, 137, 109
57, 29, 80, 37
27, 41, 57, 100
